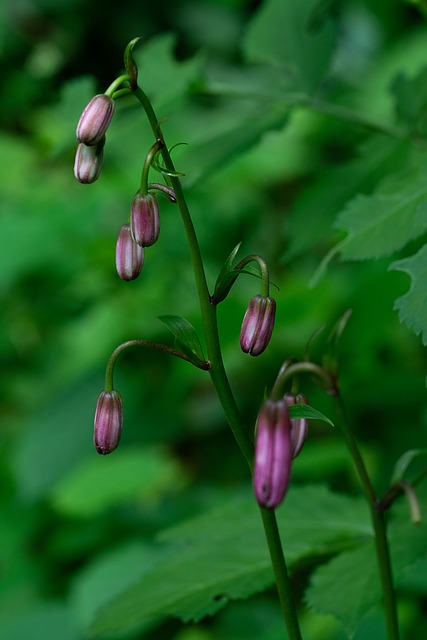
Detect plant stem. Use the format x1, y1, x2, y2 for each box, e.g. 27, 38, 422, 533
260, 507, 302, 640
132, 84, 303, 639
333, 392, 400, 640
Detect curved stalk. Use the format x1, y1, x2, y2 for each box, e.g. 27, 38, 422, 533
131, 84, 303, 640
333, 393, 400, 640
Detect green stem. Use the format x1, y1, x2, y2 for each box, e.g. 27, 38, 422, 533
260, 507, 302, 640
132, 84, 303, 640
333, 393, 400, 640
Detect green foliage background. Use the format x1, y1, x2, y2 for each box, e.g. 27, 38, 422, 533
1, 0, 427, 638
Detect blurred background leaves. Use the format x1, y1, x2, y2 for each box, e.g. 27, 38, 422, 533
1, 0, 427, 638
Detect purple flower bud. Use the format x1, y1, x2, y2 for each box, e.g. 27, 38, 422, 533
76, 94, 115, 146
253, 399, 292, 509
74, 138, 105, 184
130, 192, 160, 247
94, 390, 123, 455
283, 392, 309, 459
115, 224, 145, 281
240, 295, 276, 356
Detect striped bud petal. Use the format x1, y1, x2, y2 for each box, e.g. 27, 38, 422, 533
94, 390, 123, 455
253, 399, 292, 509
240, 295, 276, 356
74, 139, 104, 184
130, 192, 160, 247
115, 224, 144, 281
283, 392, 309, 459
76, 94, 115, 146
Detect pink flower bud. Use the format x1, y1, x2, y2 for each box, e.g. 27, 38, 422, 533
283, 392, 309, 459
240, 295, 276, 356
253, 399, 292, 509
94, 390, 123, 455
130, 192, 160, 247
74, 139, 104, 184
115, 224, 145, 281
76, 94, 115, 146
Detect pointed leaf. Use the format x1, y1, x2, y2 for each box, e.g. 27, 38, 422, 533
159, 315, 207, 365
391, 448, 427, 484
243, 0, 335, 93
289, 403, 334, 427
89, 485, 370, 635
390, 244, 427, 345
311, 163, 427, 285
307, 498, 427, 637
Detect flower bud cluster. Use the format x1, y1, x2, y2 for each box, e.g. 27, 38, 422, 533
253, 393, 308, 510
114, 190, 162, 282
74, 95, 115, 184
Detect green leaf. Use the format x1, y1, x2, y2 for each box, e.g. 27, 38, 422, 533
0, 602, 79, 640
289, 403, 334, 427
243, 0, 336, 93
158, 315, 207, 366
89, 485, 370, 635
70, 541, 161, 634
306, 497, 427, 637
286, 136, 411, 261
133, 34, 203, 114
213, 243, 242, 303
306, 542, 382, 637
312, 161, 427, 285
391, 448, 427, 483
49, 446, 186, 518
390, 67, 427, 135
390, 244, 427, 345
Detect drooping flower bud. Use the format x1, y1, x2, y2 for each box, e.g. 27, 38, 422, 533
74, 138, 105, 184
130, 192, 160, 247
115, 224, 145, 281
76, 94, 115, 146
253, 399, 292, 509
283, 392, 309, 459
240, 295, 276, 356
94, 390, 123, 455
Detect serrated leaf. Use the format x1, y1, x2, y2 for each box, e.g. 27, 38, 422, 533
289, 403, 334, 427
286, 136, 411, 261
158, 315, 207, 366
307, 496, 427, 638
390, 243, 427, 345
306, 542, 381, 637
133, 34, 203, 114
243, 0, 335, 93
89, 485, 370, 636
311, 165, 427, 285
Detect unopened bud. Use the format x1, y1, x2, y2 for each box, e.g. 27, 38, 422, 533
115, 224, 145, 281
240, 295, 276, 356
130, 192, 160, 247
94, 390, 123, 455
283, 392, 309, 459
74, 138, 105, 184
253, 399, 292, 509
76, 94, 115, 146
